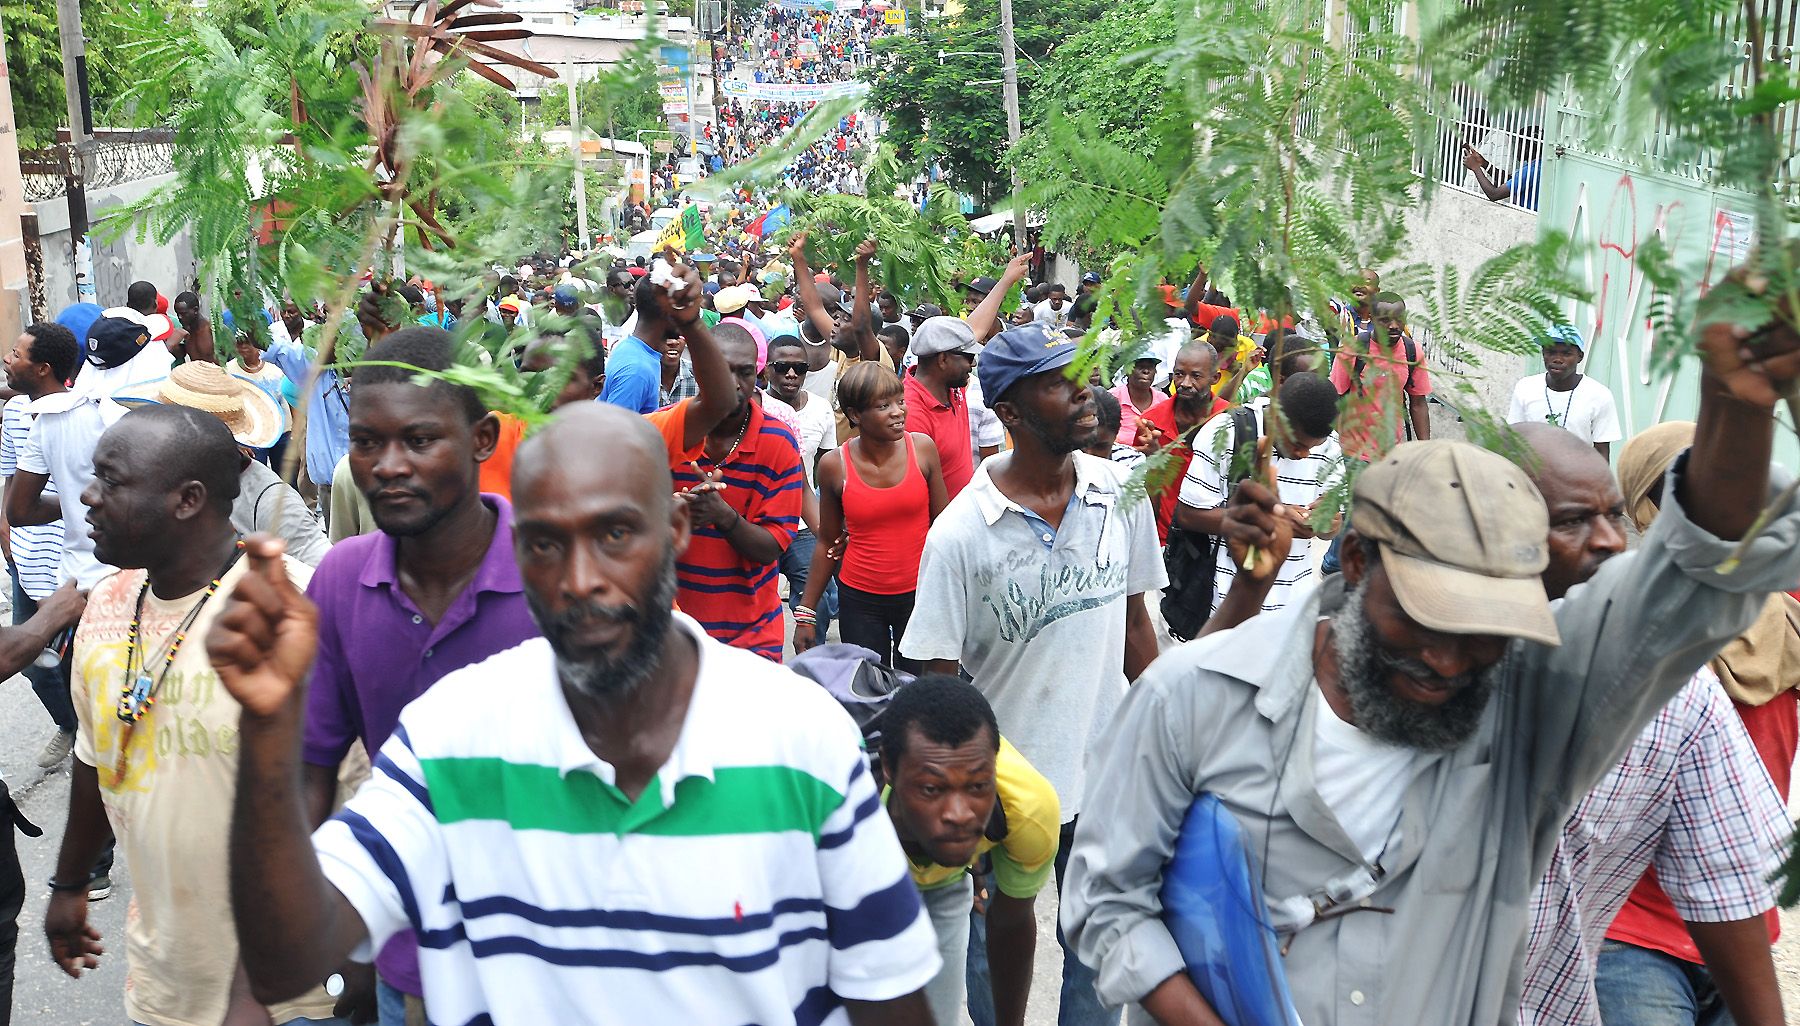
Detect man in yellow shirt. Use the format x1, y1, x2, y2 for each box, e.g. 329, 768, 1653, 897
880, 674, 1059, 1026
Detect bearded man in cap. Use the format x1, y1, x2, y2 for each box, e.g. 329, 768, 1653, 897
1061, 306, 1800, 1026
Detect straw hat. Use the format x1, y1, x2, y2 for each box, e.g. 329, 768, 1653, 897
113, 361, 284, 450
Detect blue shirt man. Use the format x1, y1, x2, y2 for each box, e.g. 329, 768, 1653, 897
265, 332, 353, 487
598, 334, 663, 414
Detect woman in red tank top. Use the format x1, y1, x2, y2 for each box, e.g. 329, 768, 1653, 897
792, 363, 948, 669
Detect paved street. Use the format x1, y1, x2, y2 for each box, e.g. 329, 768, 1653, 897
0, 668, 129, 1025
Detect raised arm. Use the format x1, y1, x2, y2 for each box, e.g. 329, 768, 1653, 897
969, 253, 1032, 344
1199, 480, 1291, 637
1523, 281, 1800, 805
1181, 264, 1208, 327
206, 536, 370, 1002
661, 249, 734, 446
787, 231, 838, 344
1462, 144, 1511, 202
1682, 303, 1800, 538
849, 239, 881, 362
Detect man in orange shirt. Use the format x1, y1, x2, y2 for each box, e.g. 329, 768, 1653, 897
480, 270, 735, 500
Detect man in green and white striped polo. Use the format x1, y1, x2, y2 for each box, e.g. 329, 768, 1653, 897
209, 402, 940, 1026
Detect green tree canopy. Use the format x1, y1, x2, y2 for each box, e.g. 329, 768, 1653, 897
859, 0, 1108, 205
0, 0, 196, 147
533, 55, 665, 144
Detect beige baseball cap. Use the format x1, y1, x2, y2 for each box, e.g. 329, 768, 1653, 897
1351, 440, 1561, 646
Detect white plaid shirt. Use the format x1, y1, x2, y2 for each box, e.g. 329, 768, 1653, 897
1518, 669, 1789, 1025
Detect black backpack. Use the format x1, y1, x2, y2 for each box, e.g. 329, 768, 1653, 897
1160, 405, 1258, 642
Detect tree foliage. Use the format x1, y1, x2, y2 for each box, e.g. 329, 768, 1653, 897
534, 52, 665, 143
0, 0, 200, 147
1025, 0, 1441, 328
1017, 5, 1182, 170
774, 186, 973, 310
859, 0, 1109, 204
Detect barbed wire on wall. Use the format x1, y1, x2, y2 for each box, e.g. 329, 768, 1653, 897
20, 129, 177, 204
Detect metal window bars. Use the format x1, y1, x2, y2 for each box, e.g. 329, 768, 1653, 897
1551, 0, 1800, 200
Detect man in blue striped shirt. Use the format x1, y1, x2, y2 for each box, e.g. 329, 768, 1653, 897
210, 401, 938, 1026
0, 322, 82, 767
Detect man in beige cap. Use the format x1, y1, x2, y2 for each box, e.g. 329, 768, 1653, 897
116, 362, 330, 566
1061, 307, 1800, 1026
712, 282, 757, 318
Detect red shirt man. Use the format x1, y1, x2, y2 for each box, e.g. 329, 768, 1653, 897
1329, 295, 1433, 460
903, 316, 978, 498
1136, 393, 1229, 544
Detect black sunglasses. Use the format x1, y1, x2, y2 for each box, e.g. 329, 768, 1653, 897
767, 361, 809, 375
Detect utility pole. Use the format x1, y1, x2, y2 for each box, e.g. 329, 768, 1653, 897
54, 0, 95, 302
567, 63, 590, 250
686, 37, 699, 162
996, 0, 1025, 255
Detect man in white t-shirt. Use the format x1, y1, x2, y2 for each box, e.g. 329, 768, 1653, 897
765, 336, 839, 637
901, 326, 1166, 1025
7, 385, 111, 590
1031, 284, 1069, 331
1, 322, 84, 767
1507, 325, 1622, 459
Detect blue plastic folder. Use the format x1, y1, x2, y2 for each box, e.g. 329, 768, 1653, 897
1159, 794, 1304, 1026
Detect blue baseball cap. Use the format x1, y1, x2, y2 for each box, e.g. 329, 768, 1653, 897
55, 302, 103, 346
1081, 271, 1102, 286
978, 324, 1080, 405
552, 284, 580, 307
1542, 324, 1584, 351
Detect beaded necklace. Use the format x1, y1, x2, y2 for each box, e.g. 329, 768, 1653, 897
1543, 374, 1580, 428
111, 542, 245, 778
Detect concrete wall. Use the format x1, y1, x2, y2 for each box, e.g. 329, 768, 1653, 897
30, 172, 194, 318
1401, 184, 1540, 438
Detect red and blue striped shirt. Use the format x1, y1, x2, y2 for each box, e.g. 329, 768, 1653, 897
672, 400, 804, 661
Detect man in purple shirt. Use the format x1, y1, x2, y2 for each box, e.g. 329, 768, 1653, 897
300, 328, 539, 1025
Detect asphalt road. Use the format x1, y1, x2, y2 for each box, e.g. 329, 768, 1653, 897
0, 668, 130, 1026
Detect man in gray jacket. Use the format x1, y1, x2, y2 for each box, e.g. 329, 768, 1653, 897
1061, 314, 1800, 1026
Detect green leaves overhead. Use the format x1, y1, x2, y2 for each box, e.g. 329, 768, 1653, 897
1020, 0, 1436, 323
859, 0, 1112, 205
1383, 235, 1590, 365
776, 185, 970, 310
